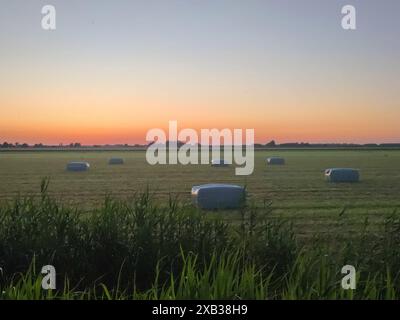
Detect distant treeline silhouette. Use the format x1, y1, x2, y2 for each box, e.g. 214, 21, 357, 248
1, 140, 400, 149
1, 142, 81, 148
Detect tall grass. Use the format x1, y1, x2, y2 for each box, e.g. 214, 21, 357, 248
0, 179, 400, 299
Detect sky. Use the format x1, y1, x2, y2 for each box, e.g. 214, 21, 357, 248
0, 0, 399, 145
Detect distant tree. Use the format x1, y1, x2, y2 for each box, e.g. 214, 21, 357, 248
265, 140, 276, 147
300, 142, 310, 147
68, 142, 81, 148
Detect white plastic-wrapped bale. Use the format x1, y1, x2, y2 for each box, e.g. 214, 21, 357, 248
109, 158, 124, 165
211, 159, 229, 167
66, 162, 90, 172
191, 184, 245, 209
266, 157, 285, 165
325, 168, 360, 183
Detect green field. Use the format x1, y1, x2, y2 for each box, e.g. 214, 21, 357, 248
1, 149, 399, 208
1, 149, 400, 299
1, 149, 400, 237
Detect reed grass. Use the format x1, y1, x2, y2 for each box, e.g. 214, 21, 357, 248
1, 179, 399, 299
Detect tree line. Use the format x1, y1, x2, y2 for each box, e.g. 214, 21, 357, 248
0, 142, 82, 148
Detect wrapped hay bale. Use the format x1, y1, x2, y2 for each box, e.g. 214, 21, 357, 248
66, 162, 90, 172
211, 159, 229, 167
325, 168, 360, 182
191, 184, 245, 209
266, 157, 285, 165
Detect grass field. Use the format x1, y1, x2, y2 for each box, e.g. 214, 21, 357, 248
1, 150, 400, 204
1, 149, 400, 299
0, 150, 400, 202
1, 149, 399, 234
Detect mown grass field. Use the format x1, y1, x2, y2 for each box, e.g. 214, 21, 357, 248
1, 149, 400, 299
0, 149, 399, 238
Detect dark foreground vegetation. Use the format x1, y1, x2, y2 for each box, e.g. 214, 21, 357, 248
0, 179, 399, 299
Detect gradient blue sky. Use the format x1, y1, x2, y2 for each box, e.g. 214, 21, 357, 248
0, 0, 399, 144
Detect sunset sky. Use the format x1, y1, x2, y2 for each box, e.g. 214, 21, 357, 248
0, 0, 399, 145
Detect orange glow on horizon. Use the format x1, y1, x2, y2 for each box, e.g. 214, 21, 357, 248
1, 72, 399, 145
1, 119, 399, 146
